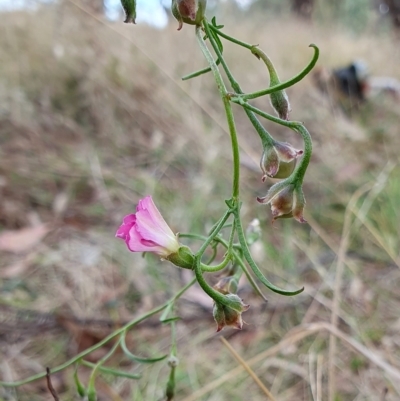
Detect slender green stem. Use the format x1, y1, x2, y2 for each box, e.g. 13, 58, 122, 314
88, 338, 121, 391
234, 210, 304, 296
231, 100, 312, 183
196, 24, 240, 200
205, 244, 218, 265
231, 249, 268, 302
204, 20, 238, 91
227, 219, 236, 252
80, 361, 141, 379
179, 233, 208, 241
231, 99, 298, 129
208, 24, 253, 50
0, 278, 196, 387
194, 255, 226, 304
201, 255, 230, 272
120, 331, 168, 363
251, 46, 281, 86
237, 44, 319, 100
292, 124, 312, 183
182, 56, 222, 81
204, 20, 274, 147
193, 253, 244, 312
196, 210, 231, 257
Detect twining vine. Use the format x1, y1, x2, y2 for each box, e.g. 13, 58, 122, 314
0, 1, 319, 399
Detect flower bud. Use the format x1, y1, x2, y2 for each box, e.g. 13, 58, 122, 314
177, 0, 196, 21
213, 276, 238, 295
257, 182, 306, 223
171, 0, 207, 30
212, 294, 249, 332
168, 356, 179, 368
252, 47, 291, 120
120, 0, 136, 23
270, 89, 291, 121
260, 141, 303, 180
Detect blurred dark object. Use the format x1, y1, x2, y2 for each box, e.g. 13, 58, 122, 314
378, 0, 400, 29
291, 0, 314, 18
312, 61, 400, 112
313, 61, 369, 111
333, 62, 368, 102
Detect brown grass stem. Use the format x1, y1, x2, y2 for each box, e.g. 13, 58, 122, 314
181, 322, 400, 401
220, 337, 278, 401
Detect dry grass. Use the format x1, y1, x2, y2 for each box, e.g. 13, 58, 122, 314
0, 1, 400, 400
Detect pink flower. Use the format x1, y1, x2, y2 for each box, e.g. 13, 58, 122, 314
116, 196, 180, 258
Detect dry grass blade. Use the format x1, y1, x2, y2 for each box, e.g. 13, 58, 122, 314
328, 181, 374, 401
220, 337, 278, 401
182, 323, 400, 401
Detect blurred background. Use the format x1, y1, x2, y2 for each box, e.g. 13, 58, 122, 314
0, 0, 400, 400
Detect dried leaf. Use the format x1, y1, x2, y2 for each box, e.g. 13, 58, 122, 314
0, 224, 50, 253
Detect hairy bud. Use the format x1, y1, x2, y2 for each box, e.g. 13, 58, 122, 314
171, 0, 207, 30
213, 294, 249, 332
252, 46, 291, 120
257, 182, 306, 223
260, 141, 303, 180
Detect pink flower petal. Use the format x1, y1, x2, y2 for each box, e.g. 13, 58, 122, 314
116, 196, 180, 258
125, 223, 168, 255
115, 214, 136, 240
137, 196, 176, 238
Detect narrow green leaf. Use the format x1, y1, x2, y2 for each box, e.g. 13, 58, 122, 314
73, 367, 86, 397
161, 317, 182, 324
121, 332, 168, 364
81, 361, 141, 379
235, 212, 304, 296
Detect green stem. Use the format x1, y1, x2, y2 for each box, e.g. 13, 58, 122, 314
201, 255, 230, 272
204, 20, 274, 147
120, 331, 167, 363
80, 361, 141, 379
232, 101, 312, 183
196, 24, 240, 200
231, 99, 297, 128
0, 279, 196, 387
87, 338, 121, 392
234, 210, 304, 296
208, 24, 253, 50
251, 46, 281, 86
237, 44, 319, 100
292, 124, 312, 183
194, 252, 245, 312
196, 209, 231, 257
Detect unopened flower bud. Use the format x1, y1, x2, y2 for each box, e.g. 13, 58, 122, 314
171, 0, 207, 30
270, 89, 291, 121
212, 294, 249, 332
168, 356, 179, 368
213, 276, 238, 295
252, 46, 291, 120
260, 141, 303, 180
257, 182, 306, 223
177, 0, 196, 21
120, 0, 137, 23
